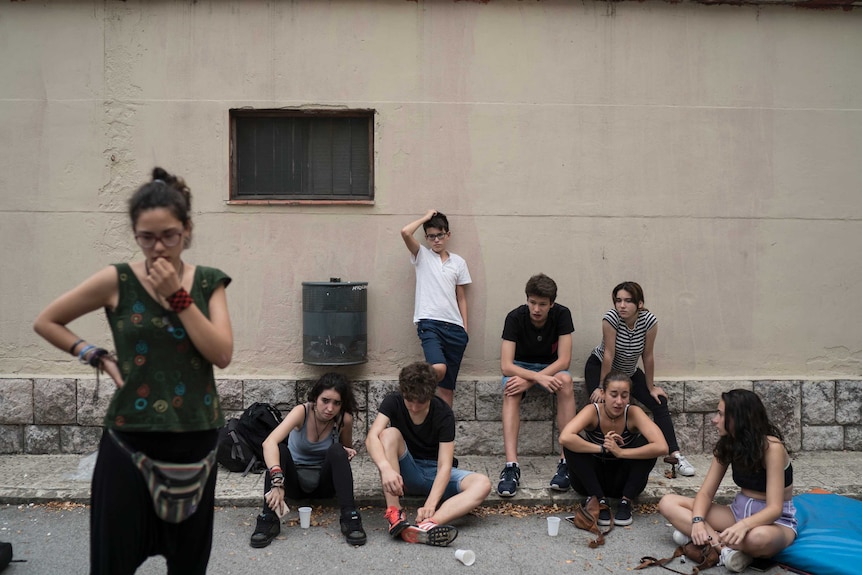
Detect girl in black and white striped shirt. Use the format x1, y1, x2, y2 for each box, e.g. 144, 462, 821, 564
584, 281, 696, 477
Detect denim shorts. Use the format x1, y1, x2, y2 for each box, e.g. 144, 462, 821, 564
398, 448, 472, 501
417, 319, 468, 391
730, 492, 798, 533
501, 361, 571, 395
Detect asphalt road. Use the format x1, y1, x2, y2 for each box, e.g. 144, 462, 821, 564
0, 503, 788, 574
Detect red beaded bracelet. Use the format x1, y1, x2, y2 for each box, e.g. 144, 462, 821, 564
166, 288, 193, 313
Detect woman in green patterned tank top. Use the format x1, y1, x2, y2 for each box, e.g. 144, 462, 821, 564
34, 167, 233, 575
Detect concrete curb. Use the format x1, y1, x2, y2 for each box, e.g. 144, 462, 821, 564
1, 452, 859, 507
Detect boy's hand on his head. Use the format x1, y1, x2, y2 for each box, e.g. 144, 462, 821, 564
424, 209, 437, 220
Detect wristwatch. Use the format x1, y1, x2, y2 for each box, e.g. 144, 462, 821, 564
692, 516, 705, 523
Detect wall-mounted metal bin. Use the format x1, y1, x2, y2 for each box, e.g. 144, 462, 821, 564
302, 280, 367, 366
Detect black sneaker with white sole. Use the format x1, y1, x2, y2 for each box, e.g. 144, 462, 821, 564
614, 498, 633, 526
497, 463, 520, 497
549, 460, 570, 491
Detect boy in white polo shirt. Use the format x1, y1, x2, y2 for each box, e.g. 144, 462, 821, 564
400, 210, 471, 407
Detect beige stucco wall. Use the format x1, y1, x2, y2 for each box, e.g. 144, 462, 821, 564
2, 0, 860, 383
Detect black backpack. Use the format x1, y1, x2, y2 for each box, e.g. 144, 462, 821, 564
217, 403, 283, 475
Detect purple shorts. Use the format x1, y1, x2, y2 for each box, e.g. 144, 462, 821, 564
730, 492, 798, 534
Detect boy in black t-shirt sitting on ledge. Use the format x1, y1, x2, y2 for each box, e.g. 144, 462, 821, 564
497, 273, 577, 498
366, 362, 492, 546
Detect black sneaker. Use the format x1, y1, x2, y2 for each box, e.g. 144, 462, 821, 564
340, 509, 367, 546
249, 512, 280, 548
497, 463, 520, 497
597, 498, 611, 526
549, 460, 570, 491
614, 498, 633, 526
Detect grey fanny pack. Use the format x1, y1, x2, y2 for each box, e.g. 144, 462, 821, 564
109, 429, 216, 524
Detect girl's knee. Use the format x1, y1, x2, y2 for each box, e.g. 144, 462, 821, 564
658, 493, 685, 515
327, 441, 348, 458
743, 527, 789, 556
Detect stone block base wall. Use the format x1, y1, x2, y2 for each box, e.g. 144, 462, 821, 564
0, 377, 859, 455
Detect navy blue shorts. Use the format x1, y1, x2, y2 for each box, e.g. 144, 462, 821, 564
417, 319, 469, 391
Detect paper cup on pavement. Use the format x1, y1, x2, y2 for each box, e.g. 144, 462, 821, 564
298, 506, 312, 529
547, 516, 561, 536
455, 549, 476, 566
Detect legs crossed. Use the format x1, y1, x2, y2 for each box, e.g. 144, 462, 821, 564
377, 427, 490, 525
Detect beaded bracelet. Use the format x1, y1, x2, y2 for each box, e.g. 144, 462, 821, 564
69, 339, 85, 356
87, 348, 110, 368
166, 288, 193, 313
78, 344, 96, 364
270, 471, 285, 488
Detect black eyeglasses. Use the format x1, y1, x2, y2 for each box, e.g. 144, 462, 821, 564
425, 232, 448, 241
134, 229, 183, 249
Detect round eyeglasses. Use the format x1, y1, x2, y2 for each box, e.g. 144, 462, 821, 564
134, 229, 184, 249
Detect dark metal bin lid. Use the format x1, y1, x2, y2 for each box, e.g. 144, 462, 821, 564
302, 281, 367, 287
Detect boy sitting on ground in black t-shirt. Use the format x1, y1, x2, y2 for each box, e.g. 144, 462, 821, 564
365, 362, 492, 546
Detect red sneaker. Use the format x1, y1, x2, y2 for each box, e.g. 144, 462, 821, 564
384, 507, 409, 538
401, 520, 459, 547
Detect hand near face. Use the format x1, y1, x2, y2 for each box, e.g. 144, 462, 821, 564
145, 258, 183, 298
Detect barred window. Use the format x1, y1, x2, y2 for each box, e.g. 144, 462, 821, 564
230, 109, 374, 202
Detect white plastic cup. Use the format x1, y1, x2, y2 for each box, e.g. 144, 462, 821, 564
298, 506, 312, 529
454, 549, 476, 566
547, 516, 561, 536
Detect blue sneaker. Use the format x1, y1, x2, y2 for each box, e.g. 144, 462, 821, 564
497, 463, 520, 497
549, 460, 570, 491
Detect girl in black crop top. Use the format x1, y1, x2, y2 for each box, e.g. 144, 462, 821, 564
658, 389, 797, 572
559, 372, 668, 526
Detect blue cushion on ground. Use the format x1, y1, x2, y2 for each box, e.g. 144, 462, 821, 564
774, 492, 862, 575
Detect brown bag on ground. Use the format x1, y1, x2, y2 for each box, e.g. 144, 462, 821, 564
571, 497, 613, 548
635, 541, 721, 575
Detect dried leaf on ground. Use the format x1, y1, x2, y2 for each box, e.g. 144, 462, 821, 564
38, 502, 87, 512
470, 502, 568, 518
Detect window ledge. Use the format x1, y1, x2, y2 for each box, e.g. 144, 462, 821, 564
227, 199, 375, 206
